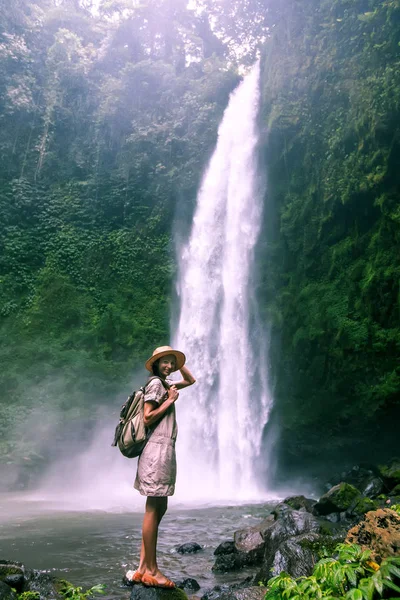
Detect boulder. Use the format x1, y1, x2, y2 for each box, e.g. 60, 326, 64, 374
176, 543, 203, 555
254, 506, 321, 582
130, 587, 189, 600
346, 508, 400, 563
201, 587, 266, 600
269, 505, 320, 539
349, 496, 378, 518
265, 532, 320, 579
176, 579, 200, 592
0, 582, 16, 600
0, 561, 29, 588
314, 483, 360, 515
334, 466, 383, 497
24, 571, 64, 600
214, 541, 235, 556
212, 550, 249, 573
283, 496, 316, 513
213, 516, 276, 572
378, 459, 400, 490
201, 580, 265, 600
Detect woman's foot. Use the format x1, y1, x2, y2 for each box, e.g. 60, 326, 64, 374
141, 570, 175, 589
125, 570, 143, 585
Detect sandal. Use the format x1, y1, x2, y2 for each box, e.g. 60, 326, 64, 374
141, 573, 176, 589
125, 570, 143, 584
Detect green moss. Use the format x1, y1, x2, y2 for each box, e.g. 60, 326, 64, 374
352, 496, 378, 516
299, 536, 338, 558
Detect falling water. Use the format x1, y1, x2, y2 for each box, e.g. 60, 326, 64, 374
173, 62, 273, 502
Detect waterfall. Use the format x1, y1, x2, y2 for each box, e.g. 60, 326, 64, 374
173, 62, 273, 502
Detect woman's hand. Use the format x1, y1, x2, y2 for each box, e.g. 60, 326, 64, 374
172, 366, 196, 390
168, 385, 179, 403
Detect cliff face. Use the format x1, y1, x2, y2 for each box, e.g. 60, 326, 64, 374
259, 0, 400, 476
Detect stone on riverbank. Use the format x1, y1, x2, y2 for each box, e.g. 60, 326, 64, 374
176, 543, 203, 555
130, 587, 189, 600
175, 578, 200, 592
283, 496, 316, 513
333, 466, 384, 498
346, 508, 400, 563
202, 587, 266, 600
0, 582, 16, 600
0, 561, 31, 593
378, 459, 400, 490
314, 483, 360, 515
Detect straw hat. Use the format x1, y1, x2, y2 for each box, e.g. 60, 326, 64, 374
145, 345, 186, 372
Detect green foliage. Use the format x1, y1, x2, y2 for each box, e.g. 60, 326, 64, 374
60, 583, 106, 600
264, 543, 400, 600
260, 0, 400, 469
17, 593, 40, 600
0, 0, 240, 479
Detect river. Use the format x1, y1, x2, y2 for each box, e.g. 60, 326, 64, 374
0, 496, 277, 598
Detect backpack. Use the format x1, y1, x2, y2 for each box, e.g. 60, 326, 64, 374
111, 376, 168, 458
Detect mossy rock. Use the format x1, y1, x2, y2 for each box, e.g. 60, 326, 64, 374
351, 496, 378, 517
314, 483, 361, 515
0, 563, 25, 582
389, 484, 400, 496
299, 534, 338, 558
0, 581, 16, 600
378, 460, 400, 487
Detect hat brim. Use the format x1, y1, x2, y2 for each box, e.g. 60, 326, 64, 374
145, 349, 186, 372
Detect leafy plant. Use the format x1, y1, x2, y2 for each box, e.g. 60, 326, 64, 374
60, 584, 106, 600
17, 593, 40, 600
264, 543, 400, 600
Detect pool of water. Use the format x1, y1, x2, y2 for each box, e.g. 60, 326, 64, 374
0, 496, 277, 598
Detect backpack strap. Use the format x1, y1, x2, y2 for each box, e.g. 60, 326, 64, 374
143, 375, 170, 392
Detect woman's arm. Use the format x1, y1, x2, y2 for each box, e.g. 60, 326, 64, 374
143, 385, 179, 427
172, 365, 196, 390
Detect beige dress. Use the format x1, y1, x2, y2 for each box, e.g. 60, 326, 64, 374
134, 377, 177, 497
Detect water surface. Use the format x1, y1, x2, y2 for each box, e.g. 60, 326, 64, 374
0, 497, 276, 598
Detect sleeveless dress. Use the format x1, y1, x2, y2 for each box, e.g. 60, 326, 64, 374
134, 377, 178, 497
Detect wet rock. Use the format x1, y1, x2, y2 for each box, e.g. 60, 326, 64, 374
346, 508, 400, 563
212, 551, 242, 572
254, 506, 321, 582
213, 522, 273, 572
202, 587, 266, 600
0, 561, 28, 585
266, 532, 320, 579
389, 484, 400, 496
270, 505, 320, 538
3, 575, 24, 593
0, 582, 16, 600
349, 496, 378, 518
314, 483, 360, 515
334, 466, 383, 497
201, 580, 265, 600
283, 496, 316, 513
378, 459, 400, 490
232, 516, 275, 567
0, 561, 35, 594
214, 541, 235, 555
176, 543, 203, 555
362, 478, 384, 498
24, 571, 64, 600
130, 586, 189, 599
176, 579, 200, 592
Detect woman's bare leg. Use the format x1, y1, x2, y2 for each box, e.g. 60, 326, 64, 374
140, 496, 168, 580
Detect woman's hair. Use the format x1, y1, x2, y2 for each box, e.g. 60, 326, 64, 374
151, 359, 160, 376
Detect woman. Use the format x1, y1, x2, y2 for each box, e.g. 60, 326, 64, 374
127, 345, 196, 589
